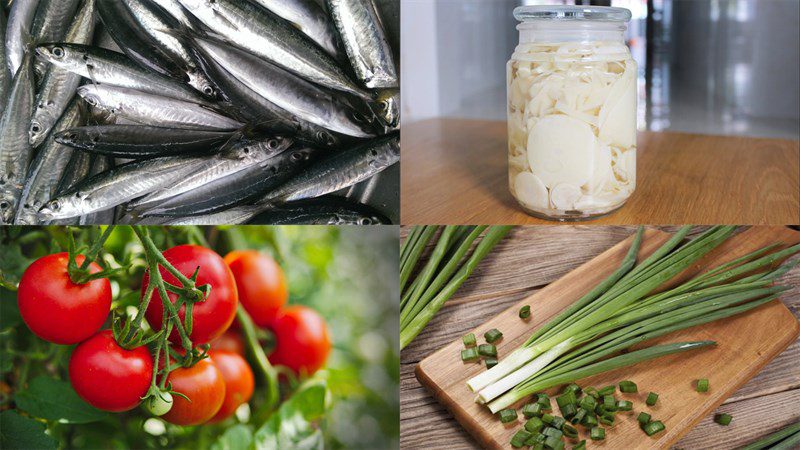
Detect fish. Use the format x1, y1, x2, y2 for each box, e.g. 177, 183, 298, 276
30, 0, 81, 77
55, 125, 235, 158
15, 100, 83, 225
0, 50, 35, 224
249, 0, 341, 58
134, 146, 319, 218
157, 205, 264, 225
150, 0, 200, 31
374, 88, 399, 129
5, 0, 39, 76
77, 84, 242, 131
177, 0, 372, 99
0, 8, 9, 113
327, 0, 398, 89
248, 196, 391, 224
38, 155, 211, 220
29, 0, 96, 147
191, 35, 378, 138
257, 132, 399, 204
78, 155, 116, 225
35, 43, 214, 106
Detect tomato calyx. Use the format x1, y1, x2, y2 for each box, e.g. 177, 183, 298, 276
65, 227, 123, 285
143, 388, 174, 416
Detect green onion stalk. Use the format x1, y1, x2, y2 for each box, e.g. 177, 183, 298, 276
467, 226, 799, 413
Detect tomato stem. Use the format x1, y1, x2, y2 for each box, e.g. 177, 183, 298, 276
236, 305, 280, 412
66, 226, 117, 285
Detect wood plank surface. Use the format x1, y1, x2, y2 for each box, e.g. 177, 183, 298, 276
400, 119, 800, 225
400, 226, 800, 450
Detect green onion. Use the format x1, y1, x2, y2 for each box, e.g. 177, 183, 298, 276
511, 430, 532, 448
603, 395, 617, 412
551, 416, 566, 430
570, 409, 586, 425
579, 395, 597, 411
598, 385, 616, 396
644, 420, 665, 436
599, 414, 615, 426
617, 400, 633, 411
537, 393, 551, 407
581, 414, 598, 427
560, 404, 577, 419
524, 432, 542, 446
740, 421, 800, 450
541, 413, 555, 425
526, 402, 546, 417
619, 380, 638, 393
520, 305, 531, 319
485, 357, 498, 369
461, 348, 479, 362
590, 426, 605, 440
499, 408, 517, 423
525, 417, 544, 433
463, 333, 476, 347
564, 383, 582, 396
478, 344, 497, 357
572, 440, 586, 450
557, 391, 577, 408
562, 424, 578, 439
542, 427, 563, 439
696, 378, 709, 393
646, 392, 659, 406
714, 413, 732, 426
522, 403, 540, 419
485, 328, 503, 343
637, 412, 651, 426
544, 435, 564, 450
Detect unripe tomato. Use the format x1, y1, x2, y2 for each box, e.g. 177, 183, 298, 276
18, 253, 111, 344
268, 306, 331, 376
161, 357, 226, 426
144, 391, 173, 416
144, 245, 238, 345
210, 330, 246, 356
69, 330, 153, 412
208, 351, 254, 423
224, 250, 287, 327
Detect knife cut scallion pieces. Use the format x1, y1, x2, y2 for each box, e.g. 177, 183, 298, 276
562, 424, 578, 439
646, 392, 659, 406
696, 378, 709, 393
522, 403, 540, 419
637, 412, 651, 426
478, 344, 497, 357
463, 333, 476, 347
485, 357, 498, 369
714, 413, 732, 426
644, 420, 666, 436
616, 400, 633, 411
499, 408, 518, 423
485, 328, 503, 343
619, 380, 638, 393
590, 426, 605, 440
598, 385, 616, 396
520, 305, 531, 319
511, 429, 532, 448
524, 417, 544, 433
543, 427, 563, 439
461, 348, 479, 362
573, 440, 586, 450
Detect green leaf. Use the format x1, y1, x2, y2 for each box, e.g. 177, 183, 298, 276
0, 410, 57, 450
211, 424, 253, 450
14, 376, 109, 424
254, 380, 329, 450
0, 288, 21, 330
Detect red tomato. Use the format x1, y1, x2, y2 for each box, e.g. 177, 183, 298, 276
144, 245, 238, 345
224, 250, 287, 327
161, 357, 226, 426
18, 253, 111, 344
69, 330, 153, 412
210, 330, 246, 356
268, 306, 331, 376
208, 351, 254, 423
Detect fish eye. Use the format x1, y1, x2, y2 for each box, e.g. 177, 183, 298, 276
30, 123, 41, 133
267, 139, 279, 150
379, 101, 389, 112
203, 85, 214, 96
0, 201, 9, 210
52, 46, 65, 58
359, 218, 372, 225
370, 149, 379, 157
290, 152, 303, 161
85, 97, 97, 106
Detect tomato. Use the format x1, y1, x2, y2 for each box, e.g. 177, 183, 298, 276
161, 357, 226, 426
144, 245, 238, 345
224, 250, 287, 327
208, 351, 254, 423
268, 306, 331, 376
210, 330, 246, 356
18, 253, 111, 344
69, 330, 153, 412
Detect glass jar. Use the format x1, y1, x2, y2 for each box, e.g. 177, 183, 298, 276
507, 6, 636, 221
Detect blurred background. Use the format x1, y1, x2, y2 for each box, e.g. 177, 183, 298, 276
401, 0, 800, 139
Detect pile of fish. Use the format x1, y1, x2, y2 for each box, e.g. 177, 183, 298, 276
0, 0, 400, 225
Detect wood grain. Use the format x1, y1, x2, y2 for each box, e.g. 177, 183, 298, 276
400, 226, 800, 450
400, 119, 800, 225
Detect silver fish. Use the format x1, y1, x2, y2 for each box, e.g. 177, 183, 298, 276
29, 0, 96, 147
38, 155, 209, 220
259, 132, 399, 204
158, 206, 263, 225
374, 88, 399, 129
150, 0, 199, 30
0, 50, 35, 224
250, 0, 340, 58
192, 35, 376, 138
1, 9, 9, 114
248, 196, 391, 224
77, 84, 242, 131
30, 0, 81, 77
15, 101, 82, 224
5, 0, 39, 76
177, 0, 371, 99
78, 155, 116, 225
327, 0, 398, 89
35, 43, 214, 106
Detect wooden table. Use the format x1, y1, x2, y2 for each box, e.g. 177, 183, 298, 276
401, 119, 800, 225
399, 226, 800, 450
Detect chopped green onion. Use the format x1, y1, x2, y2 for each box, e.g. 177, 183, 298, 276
526, 402, 546, 417
541, 413, 555, 425
572, 440, 587, 450
537, 394, 552, 409
484, 328, 503, 343
463, 333, 476, 347
522, 403, 540, 418
524, 432, 542, 446
563, 424, 578, 439
637, 412, 651, 426
598, 385, 616, 396
557, 391, 577, 407
511, 430, 532, 448
619, 380, 638, 393
590, 426, 605, 440
532, 444, 545, 450
485, 357, 498, 369
563, 383, 582, 396
461, 348, 479, 362
544, 435, 564, 450
644, 420, 665, 436
560, 404, 577, 419
570, 409, 586, 425
551, 416, 566, 430
579, 395, 597, 411
581, 414, 598, 427
542, 427, 563, 439
478, 344, 497, 357
646, 392, 659, 406
498, 408, 517, 423
714, 413, 732, 426
603, 395, 617, 412
525, 417, 544, 433
599, 414, 615, 426
583, 387, 599, 398
617, 400, 633, 411
520, 305, 531, 319
696, 378, 709, 393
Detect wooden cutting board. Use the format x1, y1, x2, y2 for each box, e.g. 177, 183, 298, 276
415, 226, 800, 449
